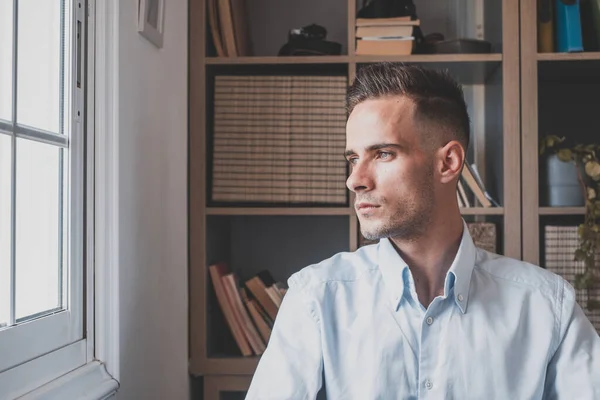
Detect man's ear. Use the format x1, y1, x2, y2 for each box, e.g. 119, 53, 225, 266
436, 140, 465, 184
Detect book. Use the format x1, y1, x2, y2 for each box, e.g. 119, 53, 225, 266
355, 16, 420, 27
221, 273, 266, 355
461, 164, 492, 207
208, 263, 252, 356
244, 270, 280, 320
356, 37, 414, 55
356, 25, 414, 38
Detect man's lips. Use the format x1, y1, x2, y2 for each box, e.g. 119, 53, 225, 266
356, 203, 380, 211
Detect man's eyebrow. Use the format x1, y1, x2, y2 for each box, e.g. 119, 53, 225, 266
344, 143, 404, 158
344, 149, 356, 158
367, 143, 404, 152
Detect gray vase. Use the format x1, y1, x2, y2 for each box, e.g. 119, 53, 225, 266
541, 154, 585, 207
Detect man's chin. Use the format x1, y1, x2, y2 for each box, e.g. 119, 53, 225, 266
360, 226, 385, 241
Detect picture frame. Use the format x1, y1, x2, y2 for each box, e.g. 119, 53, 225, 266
138, 0, 165, 48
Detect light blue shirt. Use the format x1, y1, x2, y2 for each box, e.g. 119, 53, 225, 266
246, 221, 600, 399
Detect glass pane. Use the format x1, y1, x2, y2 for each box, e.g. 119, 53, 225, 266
15, 138, 63, 320
17, 0, 63, 133
0, 0, 13, 122
0, 135, 11, 327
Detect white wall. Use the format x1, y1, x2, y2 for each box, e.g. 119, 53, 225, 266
116, 0, 188, 398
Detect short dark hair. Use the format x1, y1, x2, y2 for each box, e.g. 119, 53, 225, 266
346, 62, 470, 151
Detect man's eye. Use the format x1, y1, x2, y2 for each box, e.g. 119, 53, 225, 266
348, 157, 358, 165
378, 152, 391, 159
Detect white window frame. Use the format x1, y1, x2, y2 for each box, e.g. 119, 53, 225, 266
0, 0, 84, 375
0, 0, 119, 398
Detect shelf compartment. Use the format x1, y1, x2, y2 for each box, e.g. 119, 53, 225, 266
539, 207, 586, 215
207, 207, 352, 216
460, 207, 504, 215
538, 52, 600, 61
205, 54, 503, 65
207, 207, 503, 216
353, 54, 502, 63
206, 56, 352, 65
206, 215, 350, 359
205, 64, 350, 208
538, 59, 600, 83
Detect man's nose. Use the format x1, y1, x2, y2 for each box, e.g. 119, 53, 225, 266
346, 161, 374, 193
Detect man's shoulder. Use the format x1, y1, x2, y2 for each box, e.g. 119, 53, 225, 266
474, 247, 570, 296
287, 242, 380, 290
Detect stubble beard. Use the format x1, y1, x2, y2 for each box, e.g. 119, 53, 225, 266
359, 169, 435, 242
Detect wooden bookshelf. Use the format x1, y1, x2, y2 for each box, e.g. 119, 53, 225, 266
460, 207, 505, 215
521, 0, 600, 266
205, 55, 352, 64
206, 207, 354, 216
190, 0, 522, 396
206, 54, 503, 64
206, 207, 503, 216
538, 207, 586, 216
537, 52, 600, 61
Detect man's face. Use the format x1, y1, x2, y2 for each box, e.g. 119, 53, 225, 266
345, 96, 436, 241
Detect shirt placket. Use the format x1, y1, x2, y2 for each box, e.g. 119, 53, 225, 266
417, 296, 448, 399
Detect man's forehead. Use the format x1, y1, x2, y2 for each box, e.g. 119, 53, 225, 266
347, 97, 414, 129
345, 98, 416, 148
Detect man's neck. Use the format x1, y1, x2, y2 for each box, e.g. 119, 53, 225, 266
390, 214, 464, 309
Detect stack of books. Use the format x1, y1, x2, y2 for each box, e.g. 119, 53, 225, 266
209, 263, 288, 356
457, 163, 500, 208
355, 16, 420, 55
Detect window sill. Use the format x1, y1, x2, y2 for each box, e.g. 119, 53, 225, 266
19, 361, 119, 400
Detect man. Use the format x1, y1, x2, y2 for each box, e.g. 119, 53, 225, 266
245, 63, 600, 399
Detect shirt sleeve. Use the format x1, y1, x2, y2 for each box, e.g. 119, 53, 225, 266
245, 275, 323, 400
543, 278, 600, 399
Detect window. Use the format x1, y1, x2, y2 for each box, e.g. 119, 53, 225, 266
0, 0, 90, 394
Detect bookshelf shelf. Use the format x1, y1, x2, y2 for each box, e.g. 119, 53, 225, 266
205, 56, 352, 65
205, 54, 502, 65
460, 207, 504, 215
538, 207, 586, 215
521, 0, 597, 271
538, 52, 600, 61
206, 207, 503, 216
353, 54, 502, 63
206, 207, 353, 216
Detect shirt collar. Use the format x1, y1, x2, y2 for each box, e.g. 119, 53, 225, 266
377, 219, 477, 314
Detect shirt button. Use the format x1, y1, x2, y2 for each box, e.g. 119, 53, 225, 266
425, 379, 433, 390
458, 294, 464, 302
426, 316, 434, 325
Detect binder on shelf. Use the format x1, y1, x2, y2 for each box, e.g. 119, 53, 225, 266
555, 0, 584, 52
